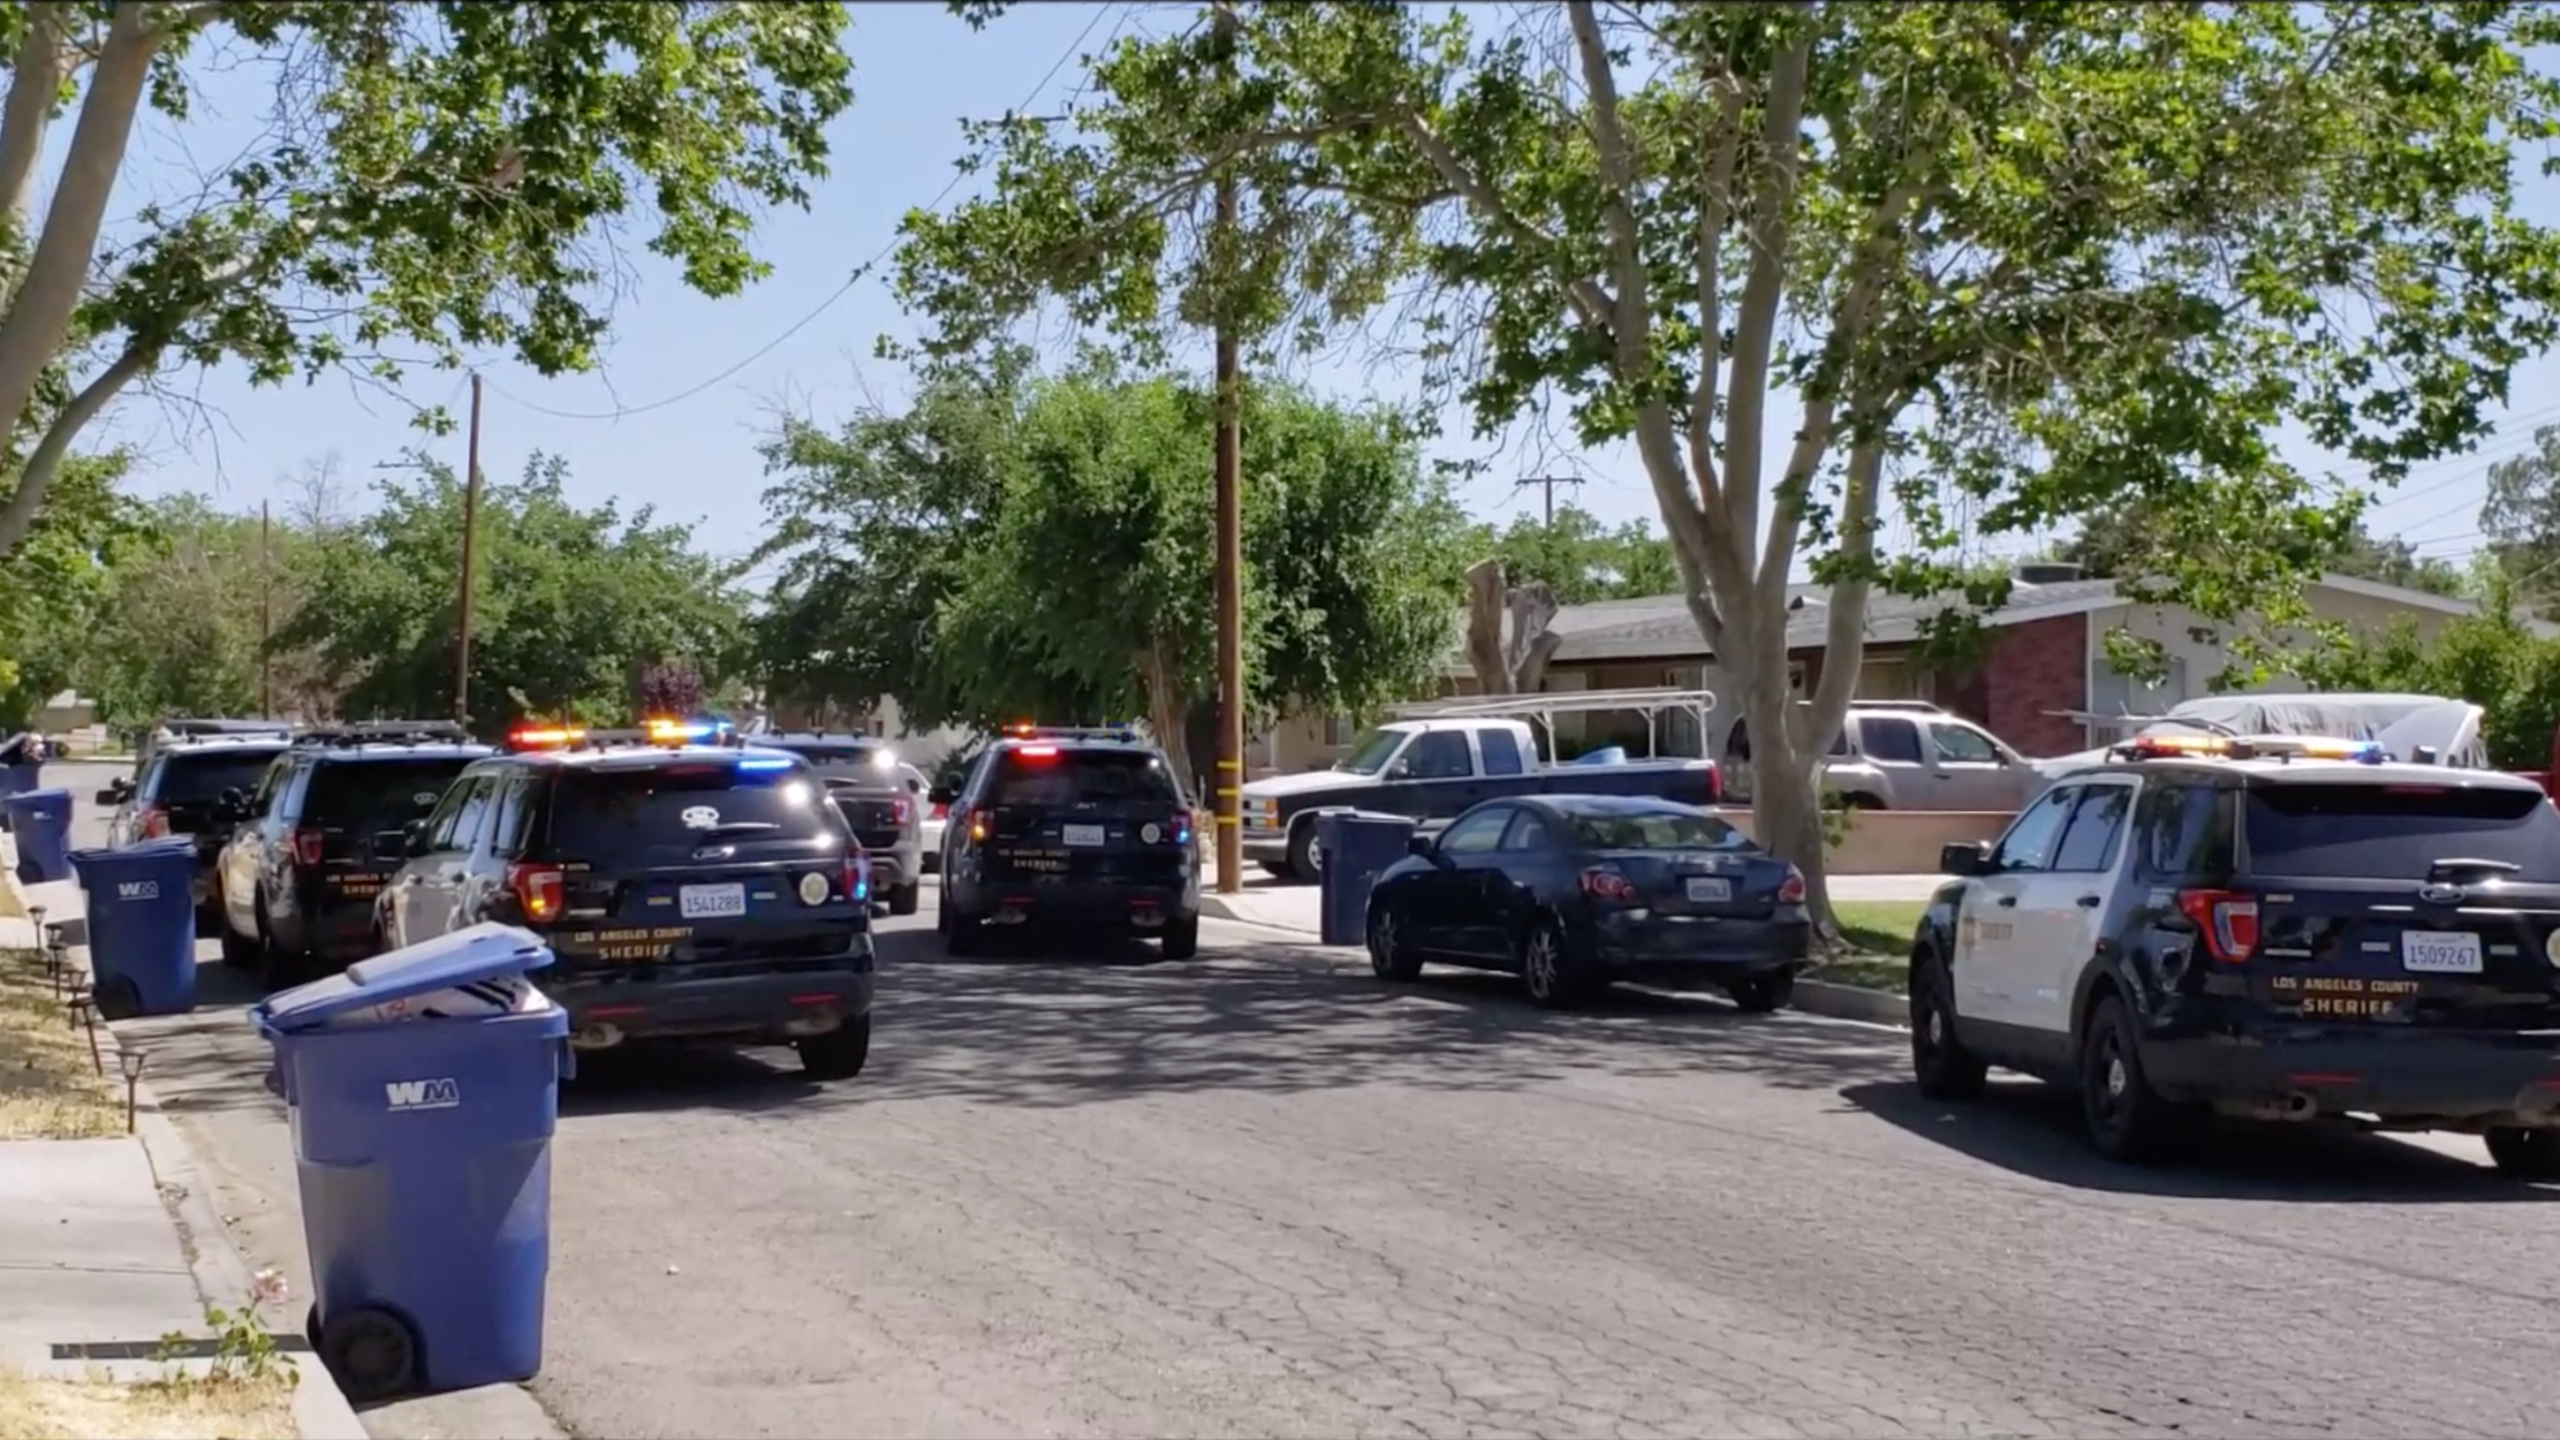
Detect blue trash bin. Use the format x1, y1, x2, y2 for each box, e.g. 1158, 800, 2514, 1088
70, 837, 200, 1019
4, 787, 73, 883
251, 923, 567, 1404
1, 758, 39, 799
1318, 810, 1419, 946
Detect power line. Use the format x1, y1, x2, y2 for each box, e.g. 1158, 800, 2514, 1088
485, 3, 1123, 424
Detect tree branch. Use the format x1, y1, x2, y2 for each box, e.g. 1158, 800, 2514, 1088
0, 2, 63, 241
0, 336, 158, 555
1685, 77, 1746, 547
1788, 428, 1884, 758
1389, 107, 1618, 338
1717, 21, 1811, 581
0, 1, 158, 490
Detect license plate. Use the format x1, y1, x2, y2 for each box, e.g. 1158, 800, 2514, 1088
1063, 824, 1105, 847
1684, 877, 1732, 903
679, 883, 748, 920
2402, 930, 2483, 973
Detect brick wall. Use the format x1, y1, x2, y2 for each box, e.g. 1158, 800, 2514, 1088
1978, 613, 2087, 757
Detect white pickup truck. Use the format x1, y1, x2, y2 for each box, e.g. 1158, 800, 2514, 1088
1240, 693, 1724, 881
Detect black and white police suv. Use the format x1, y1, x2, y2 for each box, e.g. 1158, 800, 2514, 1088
1907, 732, 2560, 1173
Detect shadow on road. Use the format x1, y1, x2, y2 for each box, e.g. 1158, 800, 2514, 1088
114, 957, 281, 1120
1840, 1077, 2556, 1204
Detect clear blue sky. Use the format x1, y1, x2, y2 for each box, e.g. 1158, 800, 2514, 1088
84, 4, 2560, 579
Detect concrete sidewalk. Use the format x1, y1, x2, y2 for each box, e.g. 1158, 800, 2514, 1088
0, 832, 364, 1438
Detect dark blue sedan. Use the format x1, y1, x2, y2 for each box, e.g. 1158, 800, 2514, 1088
1364, 794, 1810, 1011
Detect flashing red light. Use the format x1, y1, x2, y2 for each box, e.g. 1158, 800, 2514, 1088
1017, 744, 1060, 759
510, 725, 586, 750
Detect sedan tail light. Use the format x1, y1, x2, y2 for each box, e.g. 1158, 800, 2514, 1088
1581, 867, 1638, 902
289, 827, 324, 866
505, 862, 565, 925
2177, 888, 2259, 963
1777, 866, 1806, 905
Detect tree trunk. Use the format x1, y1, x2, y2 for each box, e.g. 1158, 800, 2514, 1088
1136, 644, 1198, 808
1464, 557, 1562, 695
0, 4, 63, 247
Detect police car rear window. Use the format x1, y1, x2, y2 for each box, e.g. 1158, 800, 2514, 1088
305, 758, 480, 826
547, 764, 846, 860
155, 751, 278, 803
990, 750, 1180, 808
2244, 783, 2560, 879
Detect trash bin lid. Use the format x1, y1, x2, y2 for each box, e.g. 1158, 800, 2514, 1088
70, 836, 195, 869
254, 921, 555, 1035
2, 786, 69, 808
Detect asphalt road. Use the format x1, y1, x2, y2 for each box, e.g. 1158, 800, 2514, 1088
57, 758, 2560, 1439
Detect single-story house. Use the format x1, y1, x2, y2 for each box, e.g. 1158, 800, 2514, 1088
1252, 564, 2530, 774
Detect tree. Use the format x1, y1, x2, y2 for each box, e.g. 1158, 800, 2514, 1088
0, 449, 141, 727
2481, 425, 2560, 612
2058, 507, 2469, 598
2294, 579, 2560, 770
944, 369, 1469, 795
0, 2, 856, 558
932, 3, 2560, 927
749, 351, 1048, 728
1480, 507, 1680, 605
275, 453, 747, 727
82, 491, 268, 727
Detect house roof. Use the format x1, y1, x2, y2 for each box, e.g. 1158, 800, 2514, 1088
1451, 570, 2516, 671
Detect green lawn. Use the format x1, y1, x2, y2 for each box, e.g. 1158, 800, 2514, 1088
1810, 899, 1924, 995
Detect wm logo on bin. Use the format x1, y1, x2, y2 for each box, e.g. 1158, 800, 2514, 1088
116, 880, 159, 901
383, 1078, 460, 1112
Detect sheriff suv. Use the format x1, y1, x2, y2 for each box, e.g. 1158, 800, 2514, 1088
216, 721, 492, 987
932, 726, 1200, 958
1907, 732, 2560, 1175
375, 733, 874, 1081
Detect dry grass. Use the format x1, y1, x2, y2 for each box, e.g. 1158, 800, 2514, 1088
0, 875, 23, 919
0, 950, 122, 1139
0, 1369, 295, 1440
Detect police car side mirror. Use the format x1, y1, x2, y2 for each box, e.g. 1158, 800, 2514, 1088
1939, 841, 1992, 877
93, 786, 123, 806
218, 786, 249, 814
928, 784, 956, 807
402, 818, 432, 855
1407, 833, 1436, 859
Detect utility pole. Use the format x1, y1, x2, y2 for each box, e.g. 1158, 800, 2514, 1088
454, 372, 485, 726
1515, 473, 1584, 526
258, 501, 273, 719
1211, 3, 1245, 896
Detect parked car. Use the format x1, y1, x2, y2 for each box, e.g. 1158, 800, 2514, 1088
1721, 701, 2039, 813
1242, 710, 1721, 883
96, 733, 293, 933
752, 733, 925, 915
1364, 793, 1809, 1010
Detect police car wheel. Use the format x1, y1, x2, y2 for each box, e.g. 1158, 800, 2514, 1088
2079, 994, 2196, 1164
219, 919, 260, 970
2485, 1126, 2560, 1180
1910, 953, 1988, 1100
319, 1305, 418, 1404
889, 881, 920, 917
254, 902, 298, 992
944, 901, 984, 956
798, 1016, 871, 1081
1161, 916, 1199, 961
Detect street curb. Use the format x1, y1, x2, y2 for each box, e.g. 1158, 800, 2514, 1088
5, 841, 371, 1440
1195, 892, 1319, 934
1793, 978, 1908, 1027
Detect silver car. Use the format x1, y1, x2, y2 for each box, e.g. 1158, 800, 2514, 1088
1723, 701, 2038, 812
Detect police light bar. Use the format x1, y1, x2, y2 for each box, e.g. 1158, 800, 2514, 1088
2120, 733, 2388, 764
1004, 722, 1138, 742
644, 717, 720, 744
507, 725, 588, 751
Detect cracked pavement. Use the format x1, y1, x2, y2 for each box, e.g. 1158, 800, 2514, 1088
78, 755, 2560, 1440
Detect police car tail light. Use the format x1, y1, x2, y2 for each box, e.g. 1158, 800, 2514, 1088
966, 806, 989, 843
137, 805, 170, 840
2176, 888, 2259, 963
844, 850, 871, 903
290, 827, 324, 866
506, 862, 565, 925
1777, 865, 1806, 905
1173, 808, 1193, 847
892, 795, 913, 826
1582, 867, 1639, 902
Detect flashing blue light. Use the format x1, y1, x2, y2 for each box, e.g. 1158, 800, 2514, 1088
735, 754, 796, 771
1175, 812, 1193, 847
2348, 741, 2387, 765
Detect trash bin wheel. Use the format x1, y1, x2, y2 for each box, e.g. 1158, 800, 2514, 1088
319, 1304, 419, 1404
798, 1014, 871, 1080
93, 975, 142, 1022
